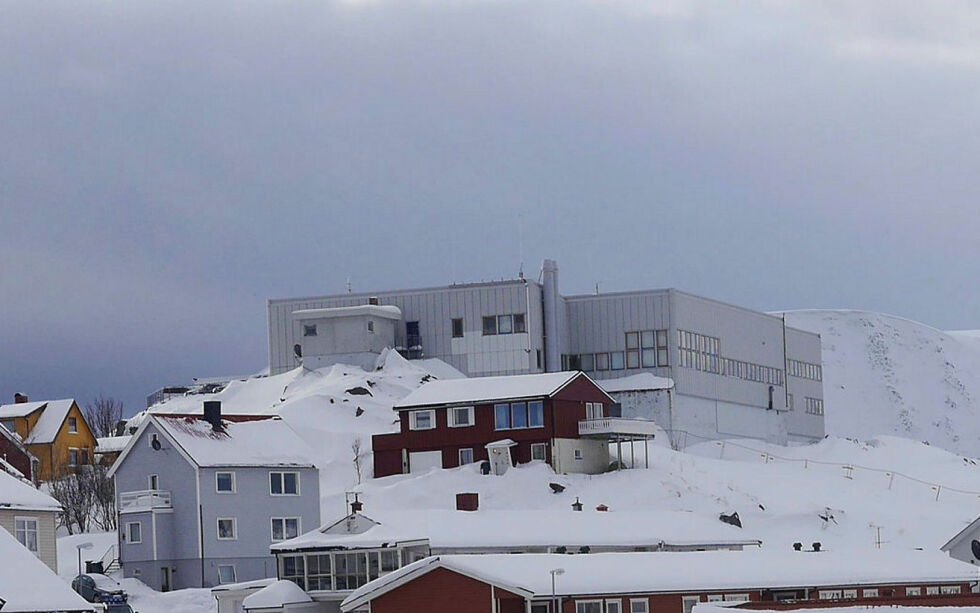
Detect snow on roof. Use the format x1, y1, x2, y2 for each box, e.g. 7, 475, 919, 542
0, 399, 78, 445
292, 304, 403, 320
0, 526, 93, 612
940, 515, 980, 552
600, 373, 674, 393
96, 435, 131, 453
272, 509, 761, 552
695, 606, 980, 613
411, 358, 466, 380
394, 371, 607, 409
0, 466, 60, 512
242, 580, 312, 610
153, 416, 318, 468
211, 577, 277, 594
343, 549, 977, 609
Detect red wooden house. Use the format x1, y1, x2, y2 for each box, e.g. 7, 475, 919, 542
340, 550, 980, 613
372, 371, 659, 478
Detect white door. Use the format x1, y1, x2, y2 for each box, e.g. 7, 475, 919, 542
409, 450, 443, 474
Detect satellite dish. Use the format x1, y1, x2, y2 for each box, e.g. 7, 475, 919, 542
151, 438, 162, 451
971, 539, 980, 560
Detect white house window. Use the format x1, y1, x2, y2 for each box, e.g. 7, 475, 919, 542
630, 599, 649, 613
573, 449, 583, 461
905, 587, 922, 596
926, 587, 940, 595
862, 589, 878, 598
271, 517, 300, 542
458, 448, 475, 465
842, 590, 857, 599
303, 324, 317, 337
610, 351, 625, 370
606, 600, 622, 613
941, 586, 962, 595
451, 318, 464, 338
148, 474, 159, 490
576, 601, 602, 613
367, 320, 374, 333
585, 402, 603, 420
126, 521, 142, 544
531, 443, 547, 462
494, 401, 544, 430
217, 565, 237, 584
449, 406, 474, 427
217, 518, 237, 540
68, 417, 78, 433
270, 472, 300, 495
216, 471, 236, 493
15, 517, 38, 553
409, 410, 436, 431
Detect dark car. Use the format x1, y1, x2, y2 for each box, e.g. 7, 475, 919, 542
71, 574, 135, 613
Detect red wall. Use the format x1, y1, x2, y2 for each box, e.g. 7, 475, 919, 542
372, 374, 613, 477
0, 432, 33, 480
370, 567, 523, 613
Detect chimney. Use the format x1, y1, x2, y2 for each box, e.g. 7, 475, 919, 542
368, 296, 379, 306
203, 401, 223, 431
595, 504, 609, 512
793, 542, 803, 551
571, 497, 583, 512
350, 494, 363, 513
812, 542, 822, 552
13, 393, 28, 404
456, 493, 479, 512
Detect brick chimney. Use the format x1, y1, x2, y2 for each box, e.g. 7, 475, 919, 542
456, 493, 479, 511
203, 401, 223, 431
13, 393, 28, 404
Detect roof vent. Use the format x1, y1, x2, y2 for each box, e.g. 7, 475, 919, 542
793, 542, 803, 551
812, 542, 822, 552
595, 504, 609, 512
13, 393, 28, 404
368, 297, 379, 306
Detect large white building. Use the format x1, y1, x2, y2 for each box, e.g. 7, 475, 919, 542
268, 260, 825, 445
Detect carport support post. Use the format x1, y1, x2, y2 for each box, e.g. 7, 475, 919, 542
645, 438, 649, 468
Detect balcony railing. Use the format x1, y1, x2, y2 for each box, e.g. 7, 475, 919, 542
578, 418, 660, 439
119, 489, 172, 511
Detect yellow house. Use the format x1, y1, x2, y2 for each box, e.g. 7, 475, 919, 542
0, 396, 98, 482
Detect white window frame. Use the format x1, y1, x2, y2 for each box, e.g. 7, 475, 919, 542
271, 517, 301, 542
217, 517, 238, 540
606, 599, 622, 613
585, 402, 604, 420
126, 521, 142, 544
448, 406, 475, 428
575, 601, 603, 613
531, 443, 547, 462
573, 448, 583, 461
842, 590, 857, 599
724, 594, 750, 602
270, 471, 301, 496
905, 587, 922, 596
148, 474, 159, 490
926, 586, 940, 595
14, 516, 39, 553
681, 596, 701, 613
630, 598, 649, 613
409, 410, 436, 431
217, 564, 237, 584
862, 589, 878, 598
458, 448, 475, 465
707, 595, 724, 603
941, 586, 962, 595
215, 471, 236, 494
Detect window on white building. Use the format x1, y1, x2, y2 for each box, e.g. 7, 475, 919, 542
271, 517, 300, 542
15, 517, 38, 553
270, 472, 300, 495
217, 518, 237, 540
217, 565, 236, 584
126, 521, 142, 544
303, 324, 317, 337
216, 471, 235, 493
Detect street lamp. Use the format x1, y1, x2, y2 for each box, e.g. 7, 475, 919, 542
550, 568, 565, 613
76, 541, 93, 579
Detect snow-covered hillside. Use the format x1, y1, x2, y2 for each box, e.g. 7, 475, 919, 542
784, 310, 980, 457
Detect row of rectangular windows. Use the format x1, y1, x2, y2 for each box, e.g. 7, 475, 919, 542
406, 402, 546, 431
788, 358, 823, 381
563, 329, 670, 372
678, 330, 785, 386
818, 585, 961, 600
480, 313, 526, 336
124, 516, 300, 548
281, 549, 410, 592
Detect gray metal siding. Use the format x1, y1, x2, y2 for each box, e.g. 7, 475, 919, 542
785, 327, 825, 440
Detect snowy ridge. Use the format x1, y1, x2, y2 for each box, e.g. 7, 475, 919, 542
783, 310, 980, 457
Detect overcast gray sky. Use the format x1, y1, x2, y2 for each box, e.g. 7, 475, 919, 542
2, 1, 978, 415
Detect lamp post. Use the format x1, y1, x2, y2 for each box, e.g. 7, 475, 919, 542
76, 542, 93, 579
550, 568, 565, 613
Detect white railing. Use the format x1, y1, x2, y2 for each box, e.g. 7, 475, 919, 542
119, 489, 171, 511
578, 418, 660, 437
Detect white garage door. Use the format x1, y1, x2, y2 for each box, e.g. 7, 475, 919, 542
409, 450, 443, 474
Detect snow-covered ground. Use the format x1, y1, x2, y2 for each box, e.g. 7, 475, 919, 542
784, 310, 980, 457
72, 311, 980, 613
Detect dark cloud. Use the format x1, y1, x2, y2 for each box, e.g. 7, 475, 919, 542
2, 1, 978, 413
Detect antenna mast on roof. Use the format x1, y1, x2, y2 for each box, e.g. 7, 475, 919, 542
517, 213, 525, 280
346, 277, 352, 294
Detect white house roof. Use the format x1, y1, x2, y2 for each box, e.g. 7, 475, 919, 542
0, 399, 77, 445
242, 580, 313, 610
343, 549, 977, 610
151, 416, 318, 468
95, 435, 131, 453
940, 515, 980, 553
292, 304, 403, 320
0, 466, 60, 512
0, 526, 94, 612
600, 373, 674, 393
394, 371, 611, 409
272, 509, 761, 552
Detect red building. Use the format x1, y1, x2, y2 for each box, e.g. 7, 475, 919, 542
0, 423, 38, 483
340, 551, 980, 613
373, 372, 659, 478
